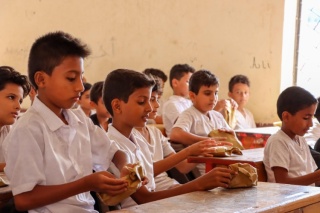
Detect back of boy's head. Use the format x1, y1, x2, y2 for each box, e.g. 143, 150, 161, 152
90, 81, 103, 104
228, 74, 250, 92
28, 31, 91, 90
277, 86, 317, 121
79, 82, 92, 99
0, 66, 31, 97
143, 68, 168, 83
169, 64, 195, 88
103, 69, 155, 116
189, 70, 219, 95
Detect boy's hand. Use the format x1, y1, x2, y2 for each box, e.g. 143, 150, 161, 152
120, 163, 149, 186
196, 167, 236, 190
85, 171, 128, 196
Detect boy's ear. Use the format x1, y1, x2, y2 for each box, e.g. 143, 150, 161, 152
111, 99, 121, 114
282, 111, 290, 122
189, 91, 196, 101
228, 92, 232, 98
90, 101, 97, 109
34, 71, 47, 88
172, 79, 178, 88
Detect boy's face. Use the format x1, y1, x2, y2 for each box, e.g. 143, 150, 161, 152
190, 84, 219, 114
228, 83, 250, 109
36, 56, 84, 115
118, 87, 152, 128
0, 83, 24, 127
91, 97, 111, 119
78, 90, 92, 111
173, 72, 192, 98
282, 103, 316, 138
149, 91, 160, 120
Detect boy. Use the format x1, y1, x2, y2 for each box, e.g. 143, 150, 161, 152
263, 86, 320, 185
143, 68, 167, 124
3, 32, 133, 212
134, 76, 230, 191
89, 81, 112, 131
162, 64, 195, 137
103, 69, 235, 208
227, 74, 256, 130
0, 66, 31, 172
76, 82, 92, 117
170, 70, 238, 175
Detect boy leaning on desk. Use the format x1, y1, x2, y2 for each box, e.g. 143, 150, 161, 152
3, 31, 147, 213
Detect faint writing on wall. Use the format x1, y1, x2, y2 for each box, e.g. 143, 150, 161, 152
5, 47, 29, 58
250, 57, 270, 69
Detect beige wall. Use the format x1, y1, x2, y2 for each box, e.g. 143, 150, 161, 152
0, 0, 286, 123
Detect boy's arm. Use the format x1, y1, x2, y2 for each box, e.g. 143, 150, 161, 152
131, 167, 235, 204
112, 150, 131, 172
14, 171, 128, 211
0, 163, 5, 172
170, 127, 210, 145
273, 166, 320, 185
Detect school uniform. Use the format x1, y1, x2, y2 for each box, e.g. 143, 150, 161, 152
234, 108, 256, 130
3, 97, 119, 213
107, 125, 155, 208
133, 126, 179, 191
263, 130, 317, 185
173, 106, 231, 175
162, 95, 192, 137
0, 125, 10, 163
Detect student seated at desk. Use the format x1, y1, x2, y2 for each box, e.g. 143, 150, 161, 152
170, 70, 238, 175
134, 76, 223, 191
103, 69, 235, 208
0, 66, 31, 172
227, 75, 256, 130
75, 82, 92, 117
162, 64, 195, 137
3, 31, 140, 212
263, 86, 320, 186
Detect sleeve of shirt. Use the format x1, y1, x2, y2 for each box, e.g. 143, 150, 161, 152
163, 101, 180, 133
4, 121, 47, 196
173, 110, 194, 132
267, 137, 291, 171
87, 118, 119, 172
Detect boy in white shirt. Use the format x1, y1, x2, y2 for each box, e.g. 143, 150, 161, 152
263, 86, 320, 185
162, 64, 195, 137
0, 66, 31, 172
3, 31, 135, 213
103, 69, 235, 208
228, 74, 256, 130
170, 70, 240, 175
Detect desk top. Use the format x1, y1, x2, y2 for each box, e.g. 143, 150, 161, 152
115, 182, 320, 213
235, 126, 280, 135
188, 147, 264, 165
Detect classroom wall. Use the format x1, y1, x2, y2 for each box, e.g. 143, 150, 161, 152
0, 0, 286, 123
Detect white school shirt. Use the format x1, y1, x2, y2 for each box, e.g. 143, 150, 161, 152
0, 125, 10, 162
234, 108, 256, 130
107, 125, 155, 208
173, 106, 231, 175
162, 95, 192, 137
3, 97, 119, 213
133, 126, 179, 191
263, 130, 317, 184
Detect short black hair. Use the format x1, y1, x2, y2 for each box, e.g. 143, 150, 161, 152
0, 66, 31, 98
103, 69, 155, 116
314, 97, 320, 122
90, 81, 103, 104
277, 86, 318, 120
228, 75, 250, 92
28, 31, 91, 89
189, 70, 219, 95
169, 64, 195, 88
79, 82, 92, 99
143, 68, 168, 83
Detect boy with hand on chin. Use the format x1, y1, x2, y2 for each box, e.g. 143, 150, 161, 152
264, 86, 320, 185
0, 66, 31, 172
3, 32, 140, 212
104, 69, 235, 208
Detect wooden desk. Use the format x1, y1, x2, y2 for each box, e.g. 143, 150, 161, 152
188, 148, 267, 182
235, 126, 279, 149
0, 173, 12, 208
114, 182, 320, 213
